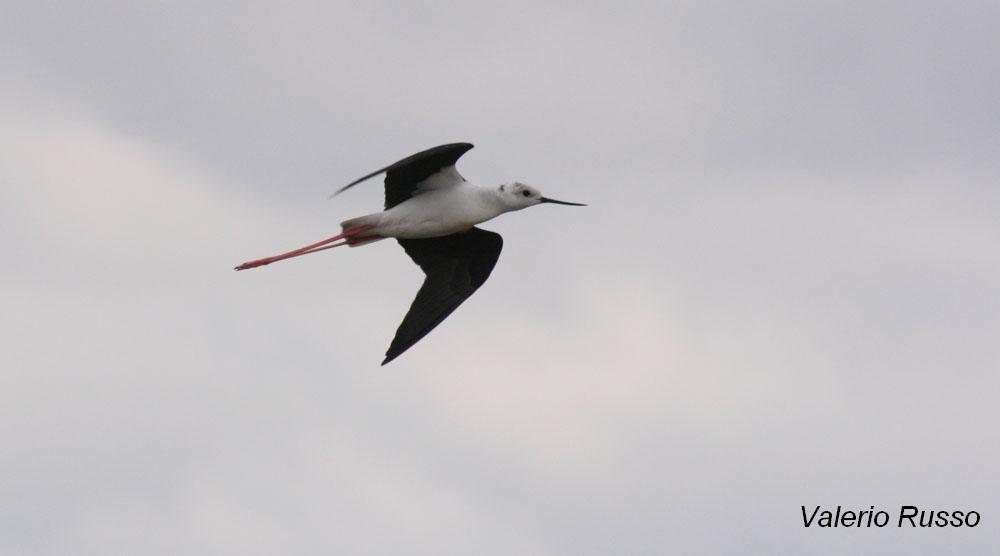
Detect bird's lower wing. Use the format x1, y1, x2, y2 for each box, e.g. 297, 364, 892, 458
383, 228, 503, 365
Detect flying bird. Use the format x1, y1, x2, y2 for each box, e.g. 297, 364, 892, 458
235, 143, 585, 364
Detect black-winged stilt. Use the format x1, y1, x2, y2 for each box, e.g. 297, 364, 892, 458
235, 143, 585, 364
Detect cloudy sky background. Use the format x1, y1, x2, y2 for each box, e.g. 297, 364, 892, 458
2, 2, 998, 554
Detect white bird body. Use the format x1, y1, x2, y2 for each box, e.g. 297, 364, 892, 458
343, 179, 509, 239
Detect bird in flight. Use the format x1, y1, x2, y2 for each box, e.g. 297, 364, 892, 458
235, 143, 585, 364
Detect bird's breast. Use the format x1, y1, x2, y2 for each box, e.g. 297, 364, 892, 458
378, 188, 502, 239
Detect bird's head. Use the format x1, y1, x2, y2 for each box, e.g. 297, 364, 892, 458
497, 182, 586, 211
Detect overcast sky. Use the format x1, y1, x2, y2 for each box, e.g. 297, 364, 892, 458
2, 2, 998, 554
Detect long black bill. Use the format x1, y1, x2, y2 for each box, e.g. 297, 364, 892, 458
539, 197, 587, 206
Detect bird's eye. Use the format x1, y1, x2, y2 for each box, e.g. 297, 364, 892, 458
522, 190, 531, 197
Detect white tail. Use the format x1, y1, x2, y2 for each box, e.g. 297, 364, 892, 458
339, 214, 384, 247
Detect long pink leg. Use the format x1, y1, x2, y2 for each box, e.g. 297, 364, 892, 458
345, 234, 385, 247
234, 225, 373, 271
289, 234, 385, 256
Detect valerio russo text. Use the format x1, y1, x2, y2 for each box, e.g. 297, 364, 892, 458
801, 506, 980, 528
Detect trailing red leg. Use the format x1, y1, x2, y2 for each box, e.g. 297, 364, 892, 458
234, 225, 374, 270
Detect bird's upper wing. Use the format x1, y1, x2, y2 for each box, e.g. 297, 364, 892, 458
332, 143, 474, 209
382, 227, 503, 365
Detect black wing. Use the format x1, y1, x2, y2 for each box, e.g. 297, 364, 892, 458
333, 143, 474, 210
382, 227, 503, 365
